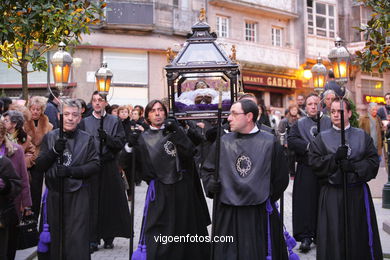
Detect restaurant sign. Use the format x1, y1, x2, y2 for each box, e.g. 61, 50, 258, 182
243, 74, 302, 89
363, 95, 385, 105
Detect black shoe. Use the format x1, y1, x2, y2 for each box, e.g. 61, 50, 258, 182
104, 243, 114, 249
299, 238, 312, 253
89, 244, 98, 254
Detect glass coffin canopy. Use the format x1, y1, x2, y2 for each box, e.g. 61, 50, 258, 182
173, 74, 232, 119
177, 43, 228, 66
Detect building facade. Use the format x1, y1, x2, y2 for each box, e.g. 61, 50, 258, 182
0, 0, 388, 113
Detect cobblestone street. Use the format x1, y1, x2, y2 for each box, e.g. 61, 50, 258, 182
16, 169, 390, 260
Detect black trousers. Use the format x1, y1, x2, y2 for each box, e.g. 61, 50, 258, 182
30, 166, 44, 219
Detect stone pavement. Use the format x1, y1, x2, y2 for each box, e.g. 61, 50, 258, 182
16, 168, 390, 260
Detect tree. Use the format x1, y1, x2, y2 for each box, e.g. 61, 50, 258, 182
0, 0, 105, 100
354, 0, 390, 73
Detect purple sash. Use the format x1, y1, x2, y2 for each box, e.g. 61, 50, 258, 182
363, 184, 375, 260
132, 180, 156, 260
37, 189, 50, 253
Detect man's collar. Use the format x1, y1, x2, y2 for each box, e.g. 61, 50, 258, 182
249, 125, 259, 134
92, 110, 107, 119
333, 124, 351, 131
150, 124, 165, 130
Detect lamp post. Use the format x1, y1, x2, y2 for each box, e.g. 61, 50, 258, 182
51, 42, 73, 97
50, 41, 73, 260
328, 37, 351, 260
328, 37, 350, 93
311, 56, 327, 93
94, 62, 113, 151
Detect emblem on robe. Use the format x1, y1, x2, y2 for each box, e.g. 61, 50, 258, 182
346, 144, 352, 158
164, 140, 176, 157
235, 154, 252, 177
310, 125, 318, 137
62, 150, 72, 166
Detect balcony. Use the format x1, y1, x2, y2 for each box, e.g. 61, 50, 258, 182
219, 39, 299, 69
173, 9, 198, 35
209, 0, 298, 19
103, 2, 154, 30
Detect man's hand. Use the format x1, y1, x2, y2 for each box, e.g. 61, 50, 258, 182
98, 129, 107, 141
208, 178, 221, 195
56, 165, 72, 178
335, 145, 348, 161
53, 138, 67, 154
164, 117, 180, 134
127, 131, 141, 147
339, 159, 355, 172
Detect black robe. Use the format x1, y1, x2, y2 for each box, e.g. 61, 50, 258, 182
35, 129, 99, 259
287, 115, 332, 241
202, 130, 289, 260
309, 127, 383, 260
79, 114, 131, 241
135, 127, 210, 260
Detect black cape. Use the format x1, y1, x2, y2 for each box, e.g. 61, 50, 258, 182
35, 129, 99, 259
202, 130, 289, 260
79, 114, 131, 240
287, 115, 332, 241
135, 127, 211, 260
309, 127, 383, 260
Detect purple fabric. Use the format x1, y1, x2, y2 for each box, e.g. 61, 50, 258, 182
6, 143, 32, 219
174, 100, 231, 113
266, 199, 273, 260
0, 144, 5, 156
0, 178, 5, 189
274, 202, 299, 260
363, 184, 375, 260
38, 189, 50, 253
132, 180, 155, 260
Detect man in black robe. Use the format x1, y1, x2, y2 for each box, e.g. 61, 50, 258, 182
35, 98, 99, 259
202, 99, 289, 260
287, 93, 332, 252
309, 98, 383, 260
79, 91, 130, 251
125, 100, 210, 259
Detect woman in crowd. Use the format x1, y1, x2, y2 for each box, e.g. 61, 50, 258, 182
130, 108, 149, 131
3, 110, 36, 169
278, 104, 300, 177
0, 120, 32, 259
24, 96, 53, 219
0, 156, 21, 259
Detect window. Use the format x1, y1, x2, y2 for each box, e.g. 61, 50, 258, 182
361, 79, 384, 96
307, 0, 335, 38
270, 93, 283, 107
272, 27, 283, 47
103, 50, 148, 85
216, 16, 229, 38
245, 21, 257, 42
0, 54, 52, 85
173, 0, 179, 7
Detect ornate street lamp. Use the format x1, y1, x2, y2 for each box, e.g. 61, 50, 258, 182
95, 62, 113, 98
49, 41, 73, 260
51, 42, 73, 96
328, 37, 350, 89
311, 56, 327, 93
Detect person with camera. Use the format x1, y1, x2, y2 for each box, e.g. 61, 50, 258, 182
34, 99, 99, 259
309, 98, 383, 260
0, 156, 21, 259
287, 93, 332, 253
79, 91, 131, 252
125, 99, 210, 260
